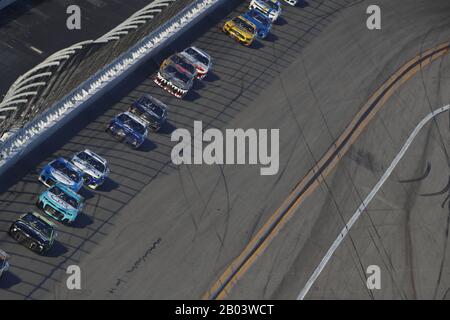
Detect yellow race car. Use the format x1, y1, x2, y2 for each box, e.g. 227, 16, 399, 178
223, 16, 257, 46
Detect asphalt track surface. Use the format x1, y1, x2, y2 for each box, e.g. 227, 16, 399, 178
0, 0, 449, 300
0, 0, 159, 97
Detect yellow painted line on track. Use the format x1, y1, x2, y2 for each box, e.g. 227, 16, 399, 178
203, 41, 450, 300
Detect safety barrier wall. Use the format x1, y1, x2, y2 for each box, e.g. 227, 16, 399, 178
0, 0, 225, 175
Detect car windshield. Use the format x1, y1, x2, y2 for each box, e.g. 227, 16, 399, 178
117, 114, 146, 135
171, 55, 196, 75
166, 65, 190, 84
50, 186, 79, 208
76, 151, 105, 173
233, 17, 255, 33
21, 214, 53, 239
51, 160, 80, 181
185, 48, 209, 65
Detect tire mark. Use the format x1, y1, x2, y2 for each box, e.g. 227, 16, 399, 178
398, 162, 431, 183
420, 177, 450, 197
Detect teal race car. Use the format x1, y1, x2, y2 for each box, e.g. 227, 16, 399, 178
37, 184, 84, 224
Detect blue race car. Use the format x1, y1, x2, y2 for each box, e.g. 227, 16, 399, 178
106, 112, 148, 149
37, 184, 84, 224
243, 9, 272, 39
71, 149, 109, 190
39, 157, 84, 192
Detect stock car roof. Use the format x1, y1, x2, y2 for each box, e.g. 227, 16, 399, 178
163, 61, 194, 84
245, 9, 272, 25
78, 149, 107, 165
135, 94, 167, 110
183, 47, 211, 67
170, 53, 197, 75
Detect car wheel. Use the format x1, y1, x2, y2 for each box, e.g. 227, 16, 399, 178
29, 241, 38, 251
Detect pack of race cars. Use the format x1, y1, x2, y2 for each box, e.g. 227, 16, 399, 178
0, 0, 295, 277
223, 0, 295, 46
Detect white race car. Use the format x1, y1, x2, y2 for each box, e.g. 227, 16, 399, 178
249, 0, 282, 22
71, 149, 109, 190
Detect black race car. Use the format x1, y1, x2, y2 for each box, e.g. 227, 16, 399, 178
128, 95, 168, 132
9, 211, 57, 254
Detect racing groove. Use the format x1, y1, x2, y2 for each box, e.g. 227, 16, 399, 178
0, 0, 359, 299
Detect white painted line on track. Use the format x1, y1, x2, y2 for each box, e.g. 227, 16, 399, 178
297, 104, 450, 300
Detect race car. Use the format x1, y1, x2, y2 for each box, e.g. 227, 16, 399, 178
0, 249, 9, 279
71, 149, 109, 190
243, 9, 272, 39
9, 211, 57, 254
154, 59, 195, 98
128, 94, 168, 132
181, 47, 213, 80
37, 184, 84, 224
223, 15, 257, 46
39, 157, 84, 192
249, 0, 282, 22
106, 111, 148, 149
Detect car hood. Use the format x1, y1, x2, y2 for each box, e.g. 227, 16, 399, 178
44, 192, 78, 212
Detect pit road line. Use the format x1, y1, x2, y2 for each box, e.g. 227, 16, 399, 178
297, 104, 450, 300
203, 41, 450, 300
